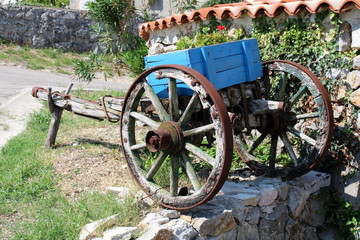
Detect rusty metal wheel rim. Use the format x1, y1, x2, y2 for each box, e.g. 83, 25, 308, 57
120, 64, 233, 210
234, 60, 334, 180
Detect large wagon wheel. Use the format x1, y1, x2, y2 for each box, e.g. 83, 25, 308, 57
120, 64, 233, 210
234, 60, 334, 180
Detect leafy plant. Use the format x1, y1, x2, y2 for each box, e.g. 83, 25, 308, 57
19, 0, 69, 8
323, 190, 360, 239
174, 0, 198, 13
73, 52, 113, 82
86, 0, 136, 52
177, 23, 245, 50
118, 39, 148, 76
201, 0, 244, 8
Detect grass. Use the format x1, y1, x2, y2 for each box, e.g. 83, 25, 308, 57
0, 43, 116, 76
0, 90, 140, 240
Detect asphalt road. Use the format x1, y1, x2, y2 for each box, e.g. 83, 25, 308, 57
0, 65, 132, 148
0, 65, 132, 106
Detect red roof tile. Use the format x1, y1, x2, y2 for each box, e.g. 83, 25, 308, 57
138, 0, 360, 40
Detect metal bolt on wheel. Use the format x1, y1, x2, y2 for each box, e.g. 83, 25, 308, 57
120, 64, 233, 210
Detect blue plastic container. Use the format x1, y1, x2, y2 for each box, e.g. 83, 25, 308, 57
144, 39, 262, 98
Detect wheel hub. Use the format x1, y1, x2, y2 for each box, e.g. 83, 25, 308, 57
145, 121, 184, 153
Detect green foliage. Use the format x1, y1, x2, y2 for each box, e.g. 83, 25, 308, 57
19, 0, 69, 8
201, 0, 243, 8
251, 14, 357, 90
73, 52, 112, 82
174, 0, 198, 13
177, 23, 246, 50
13, 192, 140, 240
323, 190, 360, 239
118, 39, 148, 76
86, 0, 136, 52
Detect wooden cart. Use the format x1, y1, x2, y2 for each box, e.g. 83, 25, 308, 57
34, 39, 334, 210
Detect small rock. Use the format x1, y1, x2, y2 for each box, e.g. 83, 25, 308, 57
192, 210, 236, 236
180, 215, 192, 223
356, 113, 360, 129
101, 226, 137, 240
337, 21, 352, 52
137, 228, 173, 240
353, 55, 360, 69
258, 186, 278, 206
158, 209, 180, 219
237, 222, 259, 240
233, 192, 260, 206
163, 219, 198, 240
246, 207, 260, 225
79, 214, 118, 240
333, 105, 345, 119
345, 71, 360, 89
334, 85, 347, 102
351, 19, 360, 49
261, 204, 276, 214
106, 187, 130, 198
350, 88, 360, 108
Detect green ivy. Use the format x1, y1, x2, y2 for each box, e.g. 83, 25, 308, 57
322, 189, 360, 239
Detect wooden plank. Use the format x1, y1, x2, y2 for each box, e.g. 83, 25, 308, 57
33, 88, 122, 121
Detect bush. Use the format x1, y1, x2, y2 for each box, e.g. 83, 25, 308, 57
20, 0, 69, 8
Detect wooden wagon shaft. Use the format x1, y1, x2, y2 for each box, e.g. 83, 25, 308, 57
32, 87, 124, 121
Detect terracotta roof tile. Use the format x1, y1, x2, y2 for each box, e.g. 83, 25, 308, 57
139, 0, 360, 40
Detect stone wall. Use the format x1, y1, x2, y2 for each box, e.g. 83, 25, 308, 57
80, 171, 332, 240
0, 5, 97, 52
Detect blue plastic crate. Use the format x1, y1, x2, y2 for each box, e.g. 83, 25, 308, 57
144, 39, 262, 98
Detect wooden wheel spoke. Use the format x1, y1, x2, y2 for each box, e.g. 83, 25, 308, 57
185, 143, 216, 166
130, 142, 147, 151
178, 93, 200, 128
277, 73, 288, 100
269, 134, 278, 169
170, 155, 179, 196
287, 112, 320, 121
168, 78, 180, 121
289, 85, 307, 108
183, 124, 214, 138
180, 151, 202, 191
248, 132, 268, 154
145, 152, 168, 180
280, 133, 298, 166
286, 126, 317, 146
144, 82, 170, 121
130, 111, 160, 128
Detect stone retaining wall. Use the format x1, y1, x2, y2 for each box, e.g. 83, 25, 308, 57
0, 5, 96, 52
80, 171, 332, 240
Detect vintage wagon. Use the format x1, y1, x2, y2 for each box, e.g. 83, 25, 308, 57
119, 39, 334, 210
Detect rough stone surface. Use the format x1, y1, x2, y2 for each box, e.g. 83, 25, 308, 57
350, 88, 360, 107
0, 5, 97, 52
333, 105, 345, 119
258, 186, 278, 206
351, 18, 360, 49
354, 55, 360, 69
237, 222, 259, 240
192, 210, 237, 236
137, 228, 173, 240
163, 219, 198, 240
81, 171, 331, 240
299, 194, 326, 227
79, 214, 118, 240
101, 226, 137, 240
259, 203, 288, 239
338, 21, 352, 52
346, 71, 360, 89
